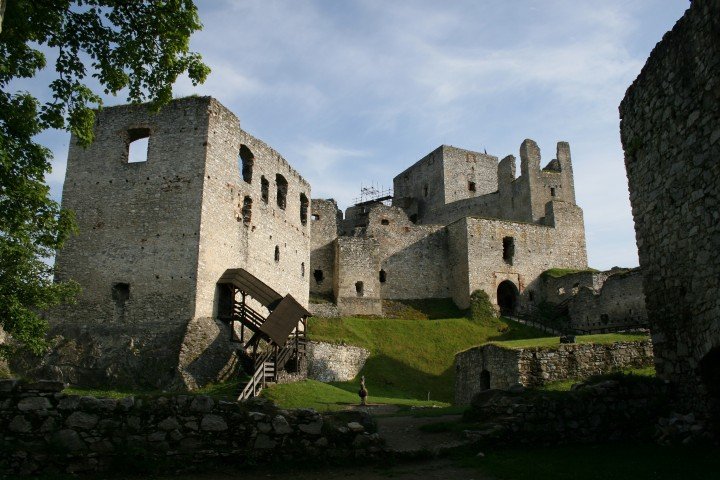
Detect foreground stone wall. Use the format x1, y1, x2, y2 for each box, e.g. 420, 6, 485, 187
307, 342, 370, 382
0, 380, 383, 476
620, 0, 720, 420
455, 340, 653, 404
464, 378, 672, 446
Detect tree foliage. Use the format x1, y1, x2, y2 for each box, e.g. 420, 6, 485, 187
468, 289, 498, 324
0, 0, 209, 357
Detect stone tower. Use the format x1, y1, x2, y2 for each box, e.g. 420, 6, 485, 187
46, 97, 311, 390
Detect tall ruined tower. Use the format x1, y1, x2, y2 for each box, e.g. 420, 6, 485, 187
47, 97, 311, 390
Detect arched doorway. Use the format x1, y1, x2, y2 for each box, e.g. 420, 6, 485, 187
480, 369, 491, 391
497, 280, 519, 316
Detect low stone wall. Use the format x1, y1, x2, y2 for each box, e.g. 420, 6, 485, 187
309, 302, 341, 318
455, 339, 653, 404
308, 341, 370, 382
0, 379, 384, 475
463, 378, 673, 445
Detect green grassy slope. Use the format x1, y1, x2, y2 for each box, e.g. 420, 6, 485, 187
488, 332, 650, 349
271, 315, 547, 405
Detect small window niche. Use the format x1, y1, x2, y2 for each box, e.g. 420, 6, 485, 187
301, 262, 305, 277
127, 128, 150, 163
600, 313, 610, 325
112, 282, 130, 307
300, 193, 309, 225
242, 196, 252, 224
468, 181, 476, 192
528, 291, 535, 302
239, 145, 254, 183
502, 236, 515, 265
313, 269, 324, 284
379, 270, 387, 283
274, 245, 280, 263
381, 219, 390, 226
312, 213, 320, 222
355, 281, 364, 297
423, 184, 428, 197
550, 187, 556, 197
276, 174, 288, 210
260, 176, 269, 203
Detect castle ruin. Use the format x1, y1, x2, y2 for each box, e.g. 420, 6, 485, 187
310, 142, 589, 316
45, 97, 311, 390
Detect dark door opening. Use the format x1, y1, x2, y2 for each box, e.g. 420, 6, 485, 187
480, 369, 491, 391
497, 280, 519, 316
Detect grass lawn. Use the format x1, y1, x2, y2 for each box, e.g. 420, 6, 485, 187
456, 443, 720, 480
538, 365, 657, 392
488, 332, 650, 349
263, 313, 547, 408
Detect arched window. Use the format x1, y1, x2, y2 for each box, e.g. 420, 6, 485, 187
239, 145, 254, 183
242, 196, 252, 224
300, 193, 309, 225
276, 174, 288, 210
274, 245, 280, 263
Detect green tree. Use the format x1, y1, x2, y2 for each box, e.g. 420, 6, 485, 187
0, 1, 210, 357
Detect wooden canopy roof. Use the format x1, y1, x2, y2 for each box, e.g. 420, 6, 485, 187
218, 268, 283, 309
261, 294, 311, 345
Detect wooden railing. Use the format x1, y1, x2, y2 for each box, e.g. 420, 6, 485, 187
238, 361, 275, 401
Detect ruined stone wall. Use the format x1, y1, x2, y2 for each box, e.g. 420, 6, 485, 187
568, 270, 648, 333
392, 146, 445, 221
365, 204, 452, 300
307, 342, 370, 382
455, 340, 653, 404
449, 200, 588, 310
440, 146, 499, 205
0, 380, 383, 476
540, 270, 607, 305
334, 237, 382, 316
38, 97, 311, 391
310, 199, 341, 297
620, 0, 720, 418
46, 98, 210, 389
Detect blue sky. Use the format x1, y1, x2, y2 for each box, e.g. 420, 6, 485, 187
19, 0, 689, 270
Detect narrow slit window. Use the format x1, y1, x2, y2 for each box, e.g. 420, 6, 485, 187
276, 174, 288, 210
274, 245, 280, 263
127, 128, 150, 163
468, 181, 476, 192
355, 281, 364, 297
314, 269, 324, 283
261, 176, 269, 203
550, 187, 556, 197
379, 270, 387, 283
423, 184, 428, 197
502, 236, 515, 265
112, 283, 130, 306
242, 196, 252, 224
300, 193, 309, 225
301, 262, 305, 277
239, 145, 254, 183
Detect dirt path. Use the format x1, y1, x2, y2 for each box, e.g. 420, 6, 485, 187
375, 414, 467, 453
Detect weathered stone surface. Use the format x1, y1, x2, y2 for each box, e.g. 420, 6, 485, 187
200, 414, 228, 432
65, 412, 99, 430
307, 341, 369, 382
190, 395, 214, 413
9, 415, 32, 433
157, 417, 180, 431
299, 419, 323, 435
271, 415, 292, 435
51, 429, 86, 452
254, 434, 276, 449
19, 381, 65, 393
455, 340, 654, 404
620, 0, 720, 421
347, 422, 365, 433
17, 396, 52, 411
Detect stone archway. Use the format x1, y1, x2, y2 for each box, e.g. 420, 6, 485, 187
497, 280, 519, 316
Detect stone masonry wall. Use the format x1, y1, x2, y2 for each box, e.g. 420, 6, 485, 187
0, 380, 383, 476
568, 269, 648, 333
307, 342, 370, 382
620, 0, 720, 419
455, 340, 653, 404
44, 98, 210, 389
334, 237, 382, 316
310, 199, 341, 297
